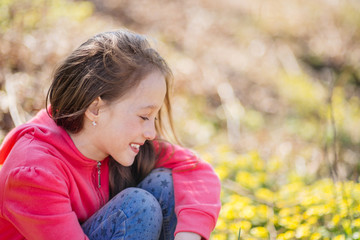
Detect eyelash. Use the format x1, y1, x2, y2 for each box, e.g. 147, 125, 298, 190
140, 116, 158, 121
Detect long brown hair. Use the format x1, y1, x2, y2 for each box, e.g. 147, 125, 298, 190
46, 30, 176, 198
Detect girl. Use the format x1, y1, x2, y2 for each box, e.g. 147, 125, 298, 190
0, 30, 221, 240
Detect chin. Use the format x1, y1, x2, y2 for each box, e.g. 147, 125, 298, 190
121, 161, 134, 167
114, 156, 135, 167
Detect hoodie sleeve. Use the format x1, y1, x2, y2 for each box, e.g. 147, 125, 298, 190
2, 166, 89, 240
154, 141, 221, 240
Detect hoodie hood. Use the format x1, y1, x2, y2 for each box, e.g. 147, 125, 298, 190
0, 108, 96, 166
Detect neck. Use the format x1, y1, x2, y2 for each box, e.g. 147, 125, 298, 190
68, 127, 106, 161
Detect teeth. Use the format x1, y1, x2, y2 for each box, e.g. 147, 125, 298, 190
130, 143, 140, 150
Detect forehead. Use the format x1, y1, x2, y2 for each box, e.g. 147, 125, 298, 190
137, 70, 166, 90
116, 70, 167, 109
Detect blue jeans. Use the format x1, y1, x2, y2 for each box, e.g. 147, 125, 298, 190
82, 168, 177, 240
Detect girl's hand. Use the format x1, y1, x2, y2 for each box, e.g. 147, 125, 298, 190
175, 232, 202, 240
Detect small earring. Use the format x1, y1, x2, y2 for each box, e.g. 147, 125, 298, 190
92, 121, 97, 126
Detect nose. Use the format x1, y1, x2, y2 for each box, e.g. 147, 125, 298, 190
143, 121, 157, 140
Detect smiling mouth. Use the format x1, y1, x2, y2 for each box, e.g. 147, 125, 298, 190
130, 143, 140, 153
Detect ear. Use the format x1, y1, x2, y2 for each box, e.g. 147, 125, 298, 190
84, 97, 103, 122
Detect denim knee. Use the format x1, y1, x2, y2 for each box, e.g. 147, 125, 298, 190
138, 168, 174, 197
137, 168, 177, 240
112, 188, 163, 238
113, 187, 163, 219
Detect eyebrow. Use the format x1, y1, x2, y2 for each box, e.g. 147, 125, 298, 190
140, 104, 160, 110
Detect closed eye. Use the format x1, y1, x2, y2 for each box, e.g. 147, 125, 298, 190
140, 116, 149, 121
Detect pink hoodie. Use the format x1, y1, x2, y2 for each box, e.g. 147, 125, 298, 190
0, 109, 221, 240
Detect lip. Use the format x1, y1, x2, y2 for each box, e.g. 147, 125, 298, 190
129, 143, 143, 154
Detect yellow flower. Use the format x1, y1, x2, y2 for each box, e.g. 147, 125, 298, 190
233, 155, 251, 169
352, 218, 360, 228
353, 204, 360, 214
221, 204, 237, 220
342, 219, 352, 235
229, 222, 240, 233
295, 224, 311, 238
249, 152, 265, 171
229, 194, 252, 209
236, 171, 262, 189
307, 216, 319, 225
302, 194, 322, 207
255, 188, 275, 202
242, 205, 256, 219
278, 206, 300, 217
215, 165, 228, 181
211, 233, 226, 240
352, 184, 360, 201
310, 232, 321, 240
338, 200, 353, 218
278, 231, 295, 240
250, 227, 268, 238
278, 215, 302, 229
278, 182, 304, 199
305, 205, 331, 217
215, 218, 226, 231
256, 205, 270, 222
331, 214, 341, 227
239, 220, 252, 232
333, 235, 345, 240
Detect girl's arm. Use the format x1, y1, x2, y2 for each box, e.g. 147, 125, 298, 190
154, 140, 221, 240
1, 166, 89, 240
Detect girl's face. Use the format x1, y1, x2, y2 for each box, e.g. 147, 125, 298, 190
94, 70, 166, 166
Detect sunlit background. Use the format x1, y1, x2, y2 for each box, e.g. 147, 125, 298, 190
1, 0, 360, 239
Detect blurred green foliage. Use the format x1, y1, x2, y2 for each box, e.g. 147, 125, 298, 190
1, 0, 360, 239
0, 0, 93, 32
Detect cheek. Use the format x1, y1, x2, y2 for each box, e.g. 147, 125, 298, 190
113, 118, 141, 136
126, 121, 142, 134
